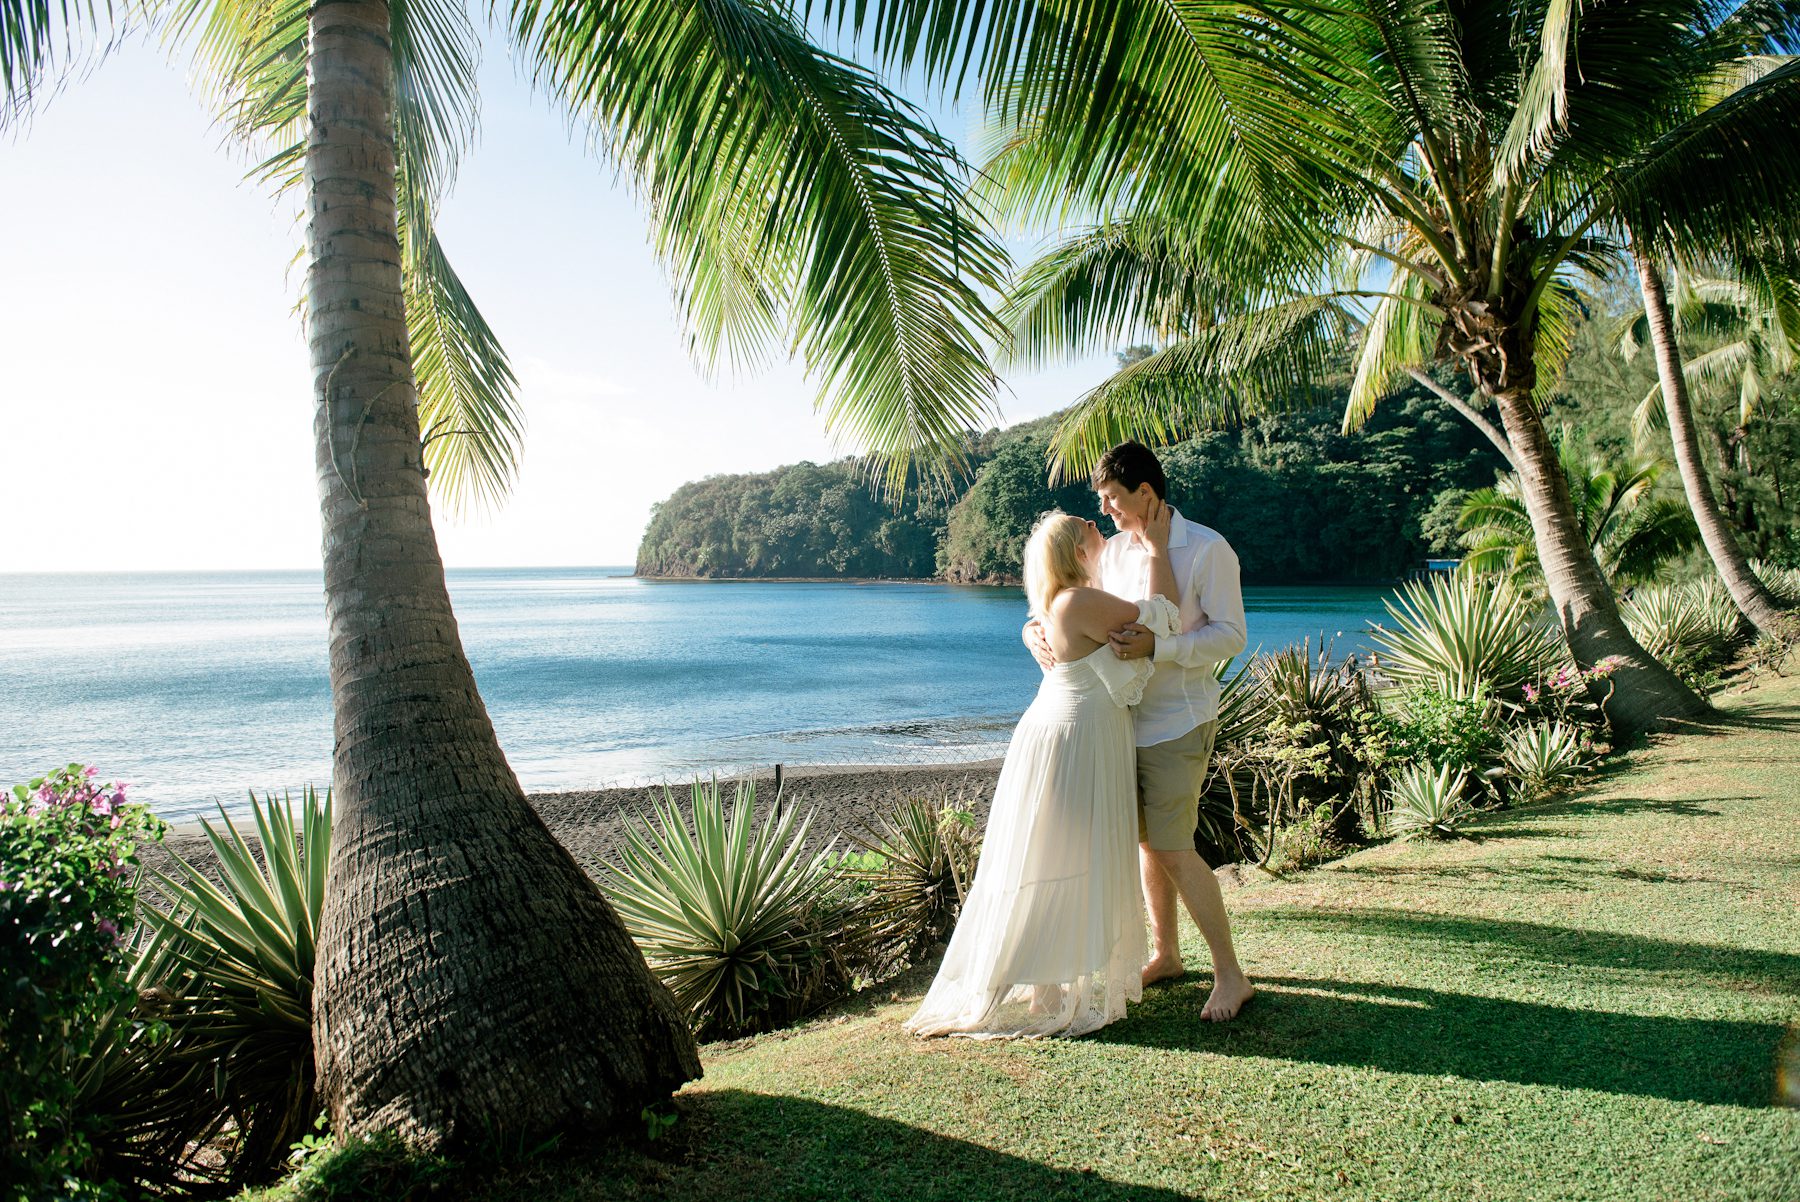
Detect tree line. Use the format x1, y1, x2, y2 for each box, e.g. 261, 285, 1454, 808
637, 381, 1514, 585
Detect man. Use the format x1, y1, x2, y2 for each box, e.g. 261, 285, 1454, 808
1026, 441, 1254, 1022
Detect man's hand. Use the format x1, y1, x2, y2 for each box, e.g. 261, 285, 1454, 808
1109, 622, 1156, 661
1024, 619, 1057, 670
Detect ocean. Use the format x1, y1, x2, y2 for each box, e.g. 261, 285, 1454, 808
0, 569, 1395, 821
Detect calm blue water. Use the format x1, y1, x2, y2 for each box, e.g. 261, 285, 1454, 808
0, 569, 1393, 820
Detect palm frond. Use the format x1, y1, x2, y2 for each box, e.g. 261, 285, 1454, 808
1495, 0, 1582, 187
1343, 266, 1437, 431
999, 217, 1261, 367
402, 191, 525, 514
1046, 296, 1349, 481
512, 0, 1008, 492
1599, 55, 1800, 263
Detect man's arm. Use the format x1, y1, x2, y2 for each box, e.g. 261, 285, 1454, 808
1151, 539, 1247, 667
1023, 618, 1055, 671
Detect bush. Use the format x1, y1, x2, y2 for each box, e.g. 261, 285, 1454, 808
1386, 762, 1473, 840
1751, 559, 1800, 606
1372, 573, 1564, 701
1382, 687, 1503, 776
127, 787, 332, 1186
844, 799, 979, 974
602, 779, 862, 1040
2, 765, 163, 1202
1622, 581, 1740, 673
1501, 722, 1588, 802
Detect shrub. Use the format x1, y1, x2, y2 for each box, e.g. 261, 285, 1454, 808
1501, 722, 1587, 802
128, 787, 331, 1186
1382, 686, 1503, 775
1621, 581, 1739, 672
2, 765, 163, 1201
602, 779, 860, 1040
1372, 573, 1563, 701
844, 799, 979, 973
1198, 658, 1275, 858
1751, 559, 1800, 606
1386, 762, 1473, 840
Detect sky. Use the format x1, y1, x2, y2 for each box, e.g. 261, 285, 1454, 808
0, 35, 1115, 571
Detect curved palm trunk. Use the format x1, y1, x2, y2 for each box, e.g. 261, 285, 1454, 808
1635, 256, 1788, 634
305, 0, 699, 1148
1487, 384, 1709, 734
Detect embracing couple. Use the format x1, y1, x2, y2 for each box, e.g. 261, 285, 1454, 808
906, 441, 1254, 1039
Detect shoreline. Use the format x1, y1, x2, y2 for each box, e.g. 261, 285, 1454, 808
144, 760, 1006, 881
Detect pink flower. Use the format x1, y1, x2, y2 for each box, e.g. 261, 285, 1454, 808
1523, 684, 1540, 703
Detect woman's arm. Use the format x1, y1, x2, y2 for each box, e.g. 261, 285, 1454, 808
1051, 587, 1142, 649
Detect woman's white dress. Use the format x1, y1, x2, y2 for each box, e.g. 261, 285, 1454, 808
906, 596, 1180, 1039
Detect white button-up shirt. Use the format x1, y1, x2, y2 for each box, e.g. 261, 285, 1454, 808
1099, 509, 1248, 747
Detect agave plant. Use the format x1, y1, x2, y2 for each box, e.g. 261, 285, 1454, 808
1751, 560, 1800, 607
1501, 722, 1588, 803
602, 779, 857, 1041
844, 797, 980, 971
1373, 573, 1564, 702
129, 787, 331, 1184
1622, 580, 1742, 669
1199, 657, 1275, 858
1386, 762, 1473, 841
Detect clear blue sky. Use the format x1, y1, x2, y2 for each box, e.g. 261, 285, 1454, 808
0, 33, 1114, 571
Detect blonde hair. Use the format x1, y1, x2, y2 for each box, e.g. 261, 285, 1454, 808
1023, 511, 1091, 621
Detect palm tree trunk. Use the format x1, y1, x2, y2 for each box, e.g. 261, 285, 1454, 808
1487, 386, 1710, 735
1635, 256, 1787, 634
305, 0, 699, 1149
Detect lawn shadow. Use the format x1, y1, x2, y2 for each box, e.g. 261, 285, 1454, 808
1250, 908, 1800, 997
1100, 973, 1785, 1108
619, 1089, 1196, 1202
1329, 856, 1713, 890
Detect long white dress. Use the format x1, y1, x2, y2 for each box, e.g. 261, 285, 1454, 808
905, 596, 1181, 1039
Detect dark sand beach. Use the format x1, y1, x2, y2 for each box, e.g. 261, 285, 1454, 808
144, 761, 1004, 883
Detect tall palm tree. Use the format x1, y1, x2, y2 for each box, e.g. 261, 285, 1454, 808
1458, 443, 1701, 597
1634, 254, 1790, 633
7, 0, 1007, 1148
815, 0, 1800, 733
1622, 251, 1799, 631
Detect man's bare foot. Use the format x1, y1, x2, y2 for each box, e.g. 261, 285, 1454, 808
1200, 971, 1255, 1022
1142, 955, 1185, 986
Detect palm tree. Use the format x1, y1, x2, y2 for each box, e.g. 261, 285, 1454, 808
1634, 255, 1790, 633
817, 0, 1800, 734
1457, 442, 1701, 598
1622, 252, 1798, 632
8, 0, 1007, 1148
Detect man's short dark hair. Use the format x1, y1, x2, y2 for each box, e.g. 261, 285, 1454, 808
1090, 441, 1167, 500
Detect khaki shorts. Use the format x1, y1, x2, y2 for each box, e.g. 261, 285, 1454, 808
1136, 720, 1219, 852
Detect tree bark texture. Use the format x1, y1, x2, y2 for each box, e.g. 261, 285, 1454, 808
1489, 385, 1711, 734
1635, 255, 1788, 634
304, 0, 701, 1149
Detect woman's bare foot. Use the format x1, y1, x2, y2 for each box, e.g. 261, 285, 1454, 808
1200, 970, 1255, 1022
1142, 955, 1185, 986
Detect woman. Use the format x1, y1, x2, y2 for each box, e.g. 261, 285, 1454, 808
906, 505, 1179, 1038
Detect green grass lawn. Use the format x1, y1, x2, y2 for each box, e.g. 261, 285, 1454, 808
311, 678, 1800, 1202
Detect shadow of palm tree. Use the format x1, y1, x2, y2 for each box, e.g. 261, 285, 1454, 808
634, 1090, 1196, 1201
1099, 973, 1785, 1108
1248, 909, 1800, 996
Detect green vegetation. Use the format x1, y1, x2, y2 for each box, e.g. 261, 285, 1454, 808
1, 767, 163, 1202
240, 676, 1800, 1202
638, 384, 1507, 583
602, 780, 862, 1041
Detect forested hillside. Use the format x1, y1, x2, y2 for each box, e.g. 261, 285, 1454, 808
636, 378, 1508, 583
